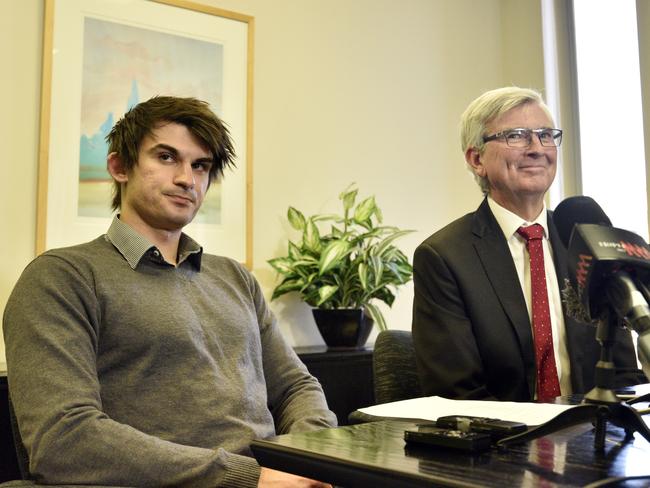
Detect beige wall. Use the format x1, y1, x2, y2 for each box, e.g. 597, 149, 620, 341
639, 0, 650, 235
0, 0, 545, 361
1, 1, 44, 363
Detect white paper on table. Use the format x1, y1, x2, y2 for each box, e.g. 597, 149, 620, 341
358, 396, 577, 426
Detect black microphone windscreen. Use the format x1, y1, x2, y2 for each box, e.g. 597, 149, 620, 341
553, 196, 612, 248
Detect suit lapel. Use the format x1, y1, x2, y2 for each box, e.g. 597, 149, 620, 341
472, 199, 536, 398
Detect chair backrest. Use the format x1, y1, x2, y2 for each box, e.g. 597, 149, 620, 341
373, 330, 422, 404
8, 395, 30, 480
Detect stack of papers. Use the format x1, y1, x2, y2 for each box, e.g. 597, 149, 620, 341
358, 396, 577, 426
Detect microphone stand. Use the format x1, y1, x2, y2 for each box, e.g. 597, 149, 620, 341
498, 308, 650, 451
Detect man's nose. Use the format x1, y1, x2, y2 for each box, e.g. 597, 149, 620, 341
175, 162, 195, 188
526, 133, 545, 153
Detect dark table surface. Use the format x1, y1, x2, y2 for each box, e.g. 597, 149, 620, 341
252, 416, 650, 487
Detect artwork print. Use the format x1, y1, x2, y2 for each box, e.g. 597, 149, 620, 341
38, 0, 252, 266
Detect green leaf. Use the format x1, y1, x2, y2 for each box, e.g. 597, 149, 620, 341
354, 196, 376, 223
340, 187, 358, 212
300, 272, 319, 289
371, 255, 384, 287
358, 262, 368, 291
312, 213, 340, 222
304, 219, 321, 252
302, 288, 322, 307
289, 258, 319, 269
267, 257, 295, 275
365, 302, 386, 331
374, 287, 396, 307
287, 207, 306, 231
372, 229, 414, 257
385, 262, 405, 283
316, 285, 339, 306
356, 219, 374, 231
390, 261, 413, 283
287, 241, 301, 260
374, 205, 383, 223
319, 240, 351, 275
271, 279, 304, 300
333, 273, 344, 289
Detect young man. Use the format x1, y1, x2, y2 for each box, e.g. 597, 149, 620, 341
3, 96, 336, 487
412, 87, 644, 402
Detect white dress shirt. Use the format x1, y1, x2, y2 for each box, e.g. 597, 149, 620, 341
488, 197, 572, 397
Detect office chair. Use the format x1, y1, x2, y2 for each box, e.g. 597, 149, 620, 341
7, 395, 30, 481
372, 330, 422, 404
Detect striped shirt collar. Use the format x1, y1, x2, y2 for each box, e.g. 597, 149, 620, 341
106, 215, 202, 270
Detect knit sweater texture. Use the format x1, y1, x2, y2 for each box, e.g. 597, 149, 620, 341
3, 218, 337, 487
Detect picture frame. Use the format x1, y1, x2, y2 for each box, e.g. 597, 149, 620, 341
37, 0, 254, 268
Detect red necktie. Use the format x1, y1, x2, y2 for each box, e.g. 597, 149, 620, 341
517, 224, 561, 402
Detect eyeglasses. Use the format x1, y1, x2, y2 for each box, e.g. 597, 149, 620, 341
482, 128, 563, 148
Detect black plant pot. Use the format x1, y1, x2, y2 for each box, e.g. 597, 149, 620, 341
311, 308, 374, 350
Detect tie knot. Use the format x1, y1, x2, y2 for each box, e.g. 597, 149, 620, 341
517, 224, 544, 242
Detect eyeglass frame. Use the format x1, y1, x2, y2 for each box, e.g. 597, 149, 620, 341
482, 127, 563, 148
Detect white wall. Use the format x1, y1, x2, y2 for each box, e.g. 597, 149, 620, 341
0, 0, 545, 361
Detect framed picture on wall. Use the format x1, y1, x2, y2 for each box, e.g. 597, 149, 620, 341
37, 0, 254, 268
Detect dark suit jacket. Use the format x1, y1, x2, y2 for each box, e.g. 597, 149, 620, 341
412, 198, 644, 401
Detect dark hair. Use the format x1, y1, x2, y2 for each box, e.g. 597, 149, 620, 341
106, 96, 236, 211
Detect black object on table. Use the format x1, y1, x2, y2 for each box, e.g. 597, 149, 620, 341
295, 346, 374, 426
252, 418, 650, 487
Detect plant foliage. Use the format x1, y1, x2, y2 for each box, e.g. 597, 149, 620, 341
268, 184, 414, 331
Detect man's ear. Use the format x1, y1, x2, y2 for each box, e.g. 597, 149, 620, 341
465, 147, 486, 178
107, 152, 128, 183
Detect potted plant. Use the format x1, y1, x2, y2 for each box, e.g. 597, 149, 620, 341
268, 184, 414, 349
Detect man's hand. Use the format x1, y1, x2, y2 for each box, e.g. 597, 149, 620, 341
258, 467, 333, 487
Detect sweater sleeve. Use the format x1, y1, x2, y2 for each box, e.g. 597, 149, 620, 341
246, 272, 338, 434
2, 255, 259, 487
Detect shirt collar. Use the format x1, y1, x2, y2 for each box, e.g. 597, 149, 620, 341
487, 196, 549, 241
106, 215, 203, 270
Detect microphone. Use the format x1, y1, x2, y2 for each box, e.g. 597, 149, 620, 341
605, 269, 650, 380
564, 222, 650, 320
553, 195, 612, 248
553, 196, 650, 379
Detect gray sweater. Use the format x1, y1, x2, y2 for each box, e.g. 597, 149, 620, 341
3, 218, 336, 487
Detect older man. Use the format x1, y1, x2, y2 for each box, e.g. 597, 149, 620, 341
412, 86, 644, 402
